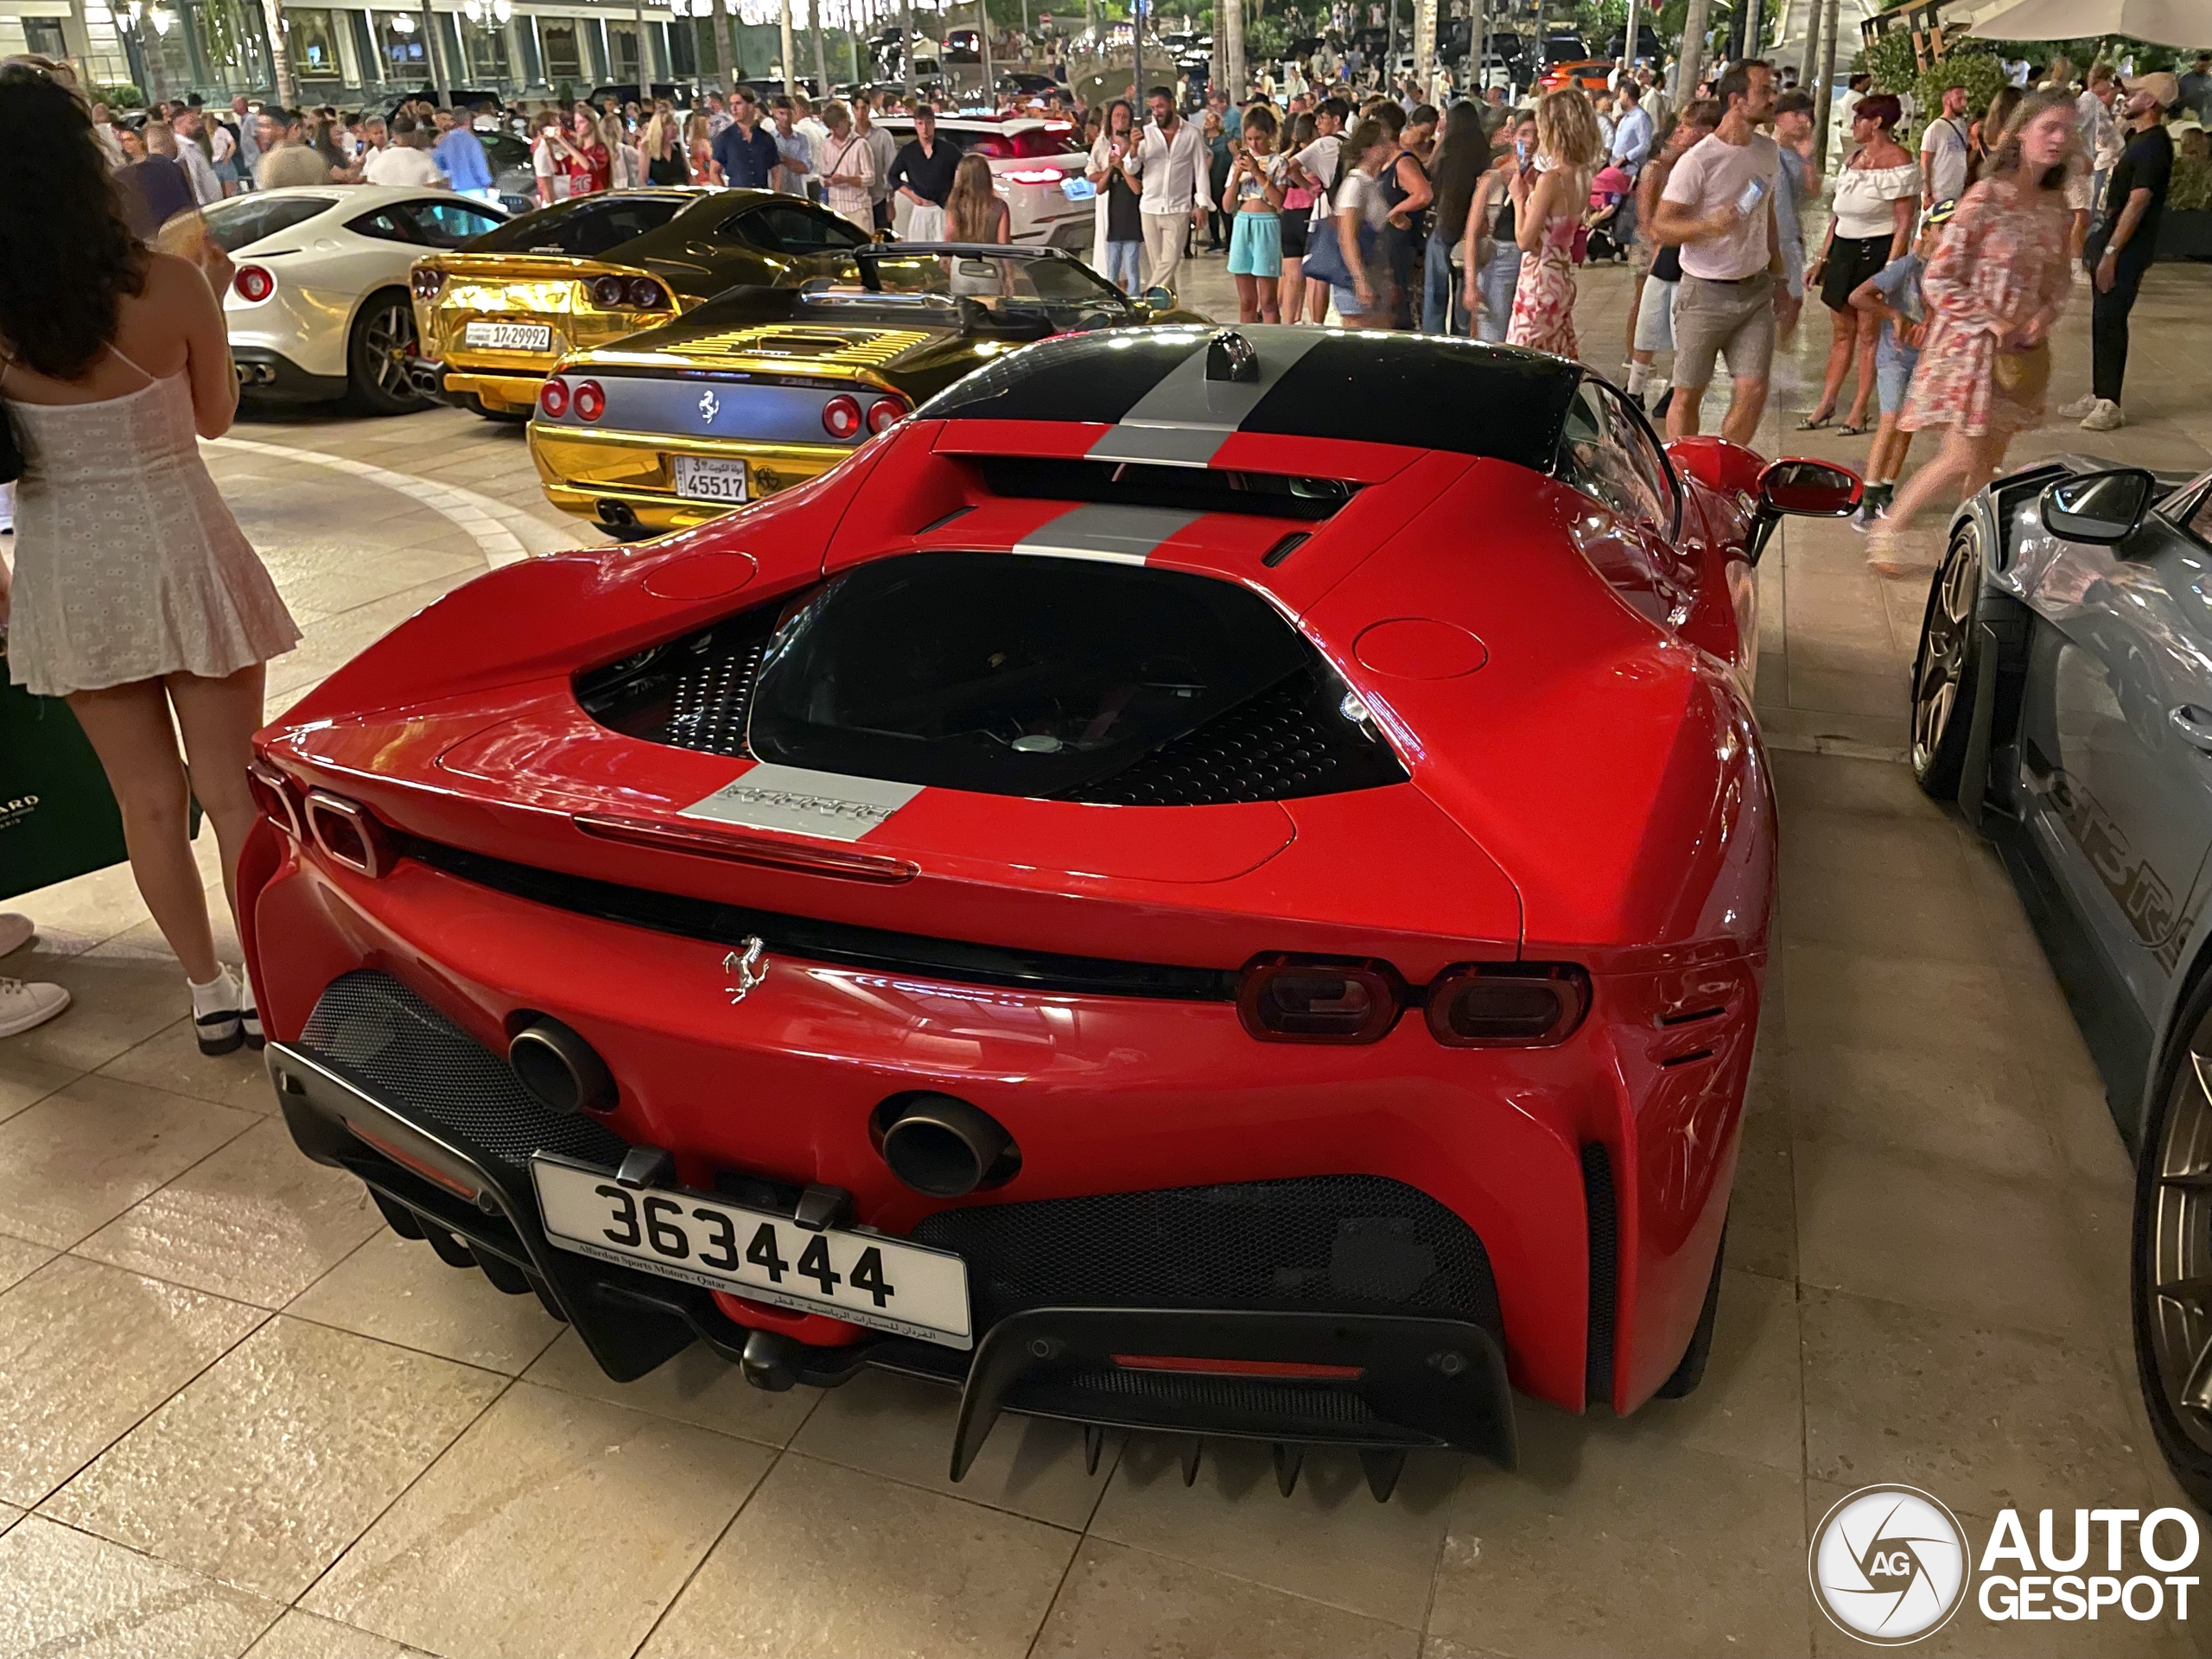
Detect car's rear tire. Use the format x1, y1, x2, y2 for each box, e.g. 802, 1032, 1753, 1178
345, 289, 430, 416
1910, 518, 1986, 801
1654, 1225, 1725, 1400
2134, 969, 2212, 1512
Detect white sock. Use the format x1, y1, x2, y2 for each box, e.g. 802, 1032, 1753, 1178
1627, 362, 1650, 394
188, 968, 238, 1019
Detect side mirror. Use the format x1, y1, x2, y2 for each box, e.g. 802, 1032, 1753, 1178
1757, 457, 1862, 518
2041, 468, 2155, 545
1138, 283, 1174, 312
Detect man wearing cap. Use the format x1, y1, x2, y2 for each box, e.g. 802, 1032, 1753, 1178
2070, 71, 2177, 432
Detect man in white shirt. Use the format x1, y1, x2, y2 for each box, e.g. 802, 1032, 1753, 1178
1133, 86, 1210, 294
1653, 59, 1782, 442
770, 97, 816, 198
703, 92, 734, 137
1611, 81, 1653, 173
170, 107, 225, 205
2080, 64, 2121, 205
1287, 95, 1348, 321
1920, 79, 1971, 210
363, 116, 448, 187
854, 93, 899, 231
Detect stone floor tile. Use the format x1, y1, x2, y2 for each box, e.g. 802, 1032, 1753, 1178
791, 1366, 1114, 1529
1616, 1268, 1804, 1475
98, 1015, 278, 1116
0, 1516, 281, 1659
1727, 1136, 1798, 1282
1795, 1141, 2098, 1339
1780, 856, 1998, 963
0, 1500, 19, 1535
75, 1117, 385, 1308
0, 1072, 257, 1249
1782, 943, 2014, 1058
0, 1050, 79, 1127
0, 1233, 54, 1296
285, 1228, 564, 1373
1431, 1416, 1812, 1659
1778, 807, 1978, 886
1769, 748, 1944, 819
2042, 1072, 2135, 1194
523, 1326, 822, 1446
1088, 1437, 1459, 1628
5, 945, 224, 1075
1787, 1041, 2062, 1182
303, 1381, 769, 1659
1800, 1287, 2150, 1517
243, 1610, 438, 1659
0, 1255, 264, 1506
636, 1451, 1076, 1659
45, 1316, 505, 1600
1033, 1537, 1419, 1659
2, 861, 156, 960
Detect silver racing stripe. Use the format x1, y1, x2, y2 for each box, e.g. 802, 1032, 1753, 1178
1084, 327, 1330, 468
1009, 503, 1205, 565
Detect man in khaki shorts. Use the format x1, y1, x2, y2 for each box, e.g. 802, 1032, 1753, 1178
1651, 60, 1783, 443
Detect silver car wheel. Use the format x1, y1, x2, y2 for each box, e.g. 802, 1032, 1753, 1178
363, 296, 424, 404
1910, 523, 1980, 779
2147, 1017, 2212, 1458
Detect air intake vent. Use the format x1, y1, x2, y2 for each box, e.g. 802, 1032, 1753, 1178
573, 604, 786, 758
976, 454, 1358, 521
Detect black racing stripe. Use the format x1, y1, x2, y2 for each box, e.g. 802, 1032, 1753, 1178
918, 333, 1208, 425
1234, 334, 1581, 473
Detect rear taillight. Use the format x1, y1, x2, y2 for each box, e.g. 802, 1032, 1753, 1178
302, 789, 392, 878
866, 394, 908, 435
626, 276, 668, 308
1001, 167, 1063, 184
538, 378, 569, 418
1426, 964, 1590, 1047
1237, 956, 1402, 1045
410, 265, 444, 301
572, 379, 605, 422
823, 394, 862, 440
589, 274, 627, 308
232, 264, 276, 303
246, 758, 302, 838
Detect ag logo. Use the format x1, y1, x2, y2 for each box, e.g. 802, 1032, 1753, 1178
1809, 1485, 1969, 1645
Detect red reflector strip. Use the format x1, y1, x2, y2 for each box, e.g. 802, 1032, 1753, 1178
1109, 1354, 1365, 1380
574, 812, 919, 884
345, 1122, 480, 1202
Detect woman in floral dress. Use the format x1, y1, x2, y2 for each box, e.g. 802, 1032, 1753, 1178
1868, 91, 2079, 575
1507, 88, 1602, 359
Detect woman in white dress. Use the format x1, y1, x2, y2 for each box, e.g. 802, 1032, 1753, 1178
0, 65, 298, 1051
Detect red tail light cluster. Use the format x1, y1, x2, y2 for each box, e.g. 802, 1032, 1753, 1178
249, 762, 395, 880
866, 394, 909, 435
232, 265, 276, 303
1237, 956, 1590, 1047
590, 274, 669, 309
822, 394, 863, 440
410, 266, 444, 300
538, 378, 569, 417
543, 378, 604, 422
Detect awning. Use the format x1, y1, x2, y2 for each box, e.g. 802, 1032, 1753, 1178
1965, 0, 2212, 48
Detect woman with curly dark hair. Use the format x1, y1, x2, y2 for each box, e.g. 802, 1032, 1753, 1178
0, 63, 296, 1050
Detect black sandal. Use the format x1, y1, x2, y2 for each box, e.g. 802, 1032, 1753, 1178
1840, 421, 1867, 436
1795, 410, 1834, 431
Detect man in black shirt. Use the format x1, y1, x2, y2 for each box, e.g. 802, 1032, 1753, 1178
887, 106, 958, 239
712, 91, 784, 191
2079, 71, 2176, 431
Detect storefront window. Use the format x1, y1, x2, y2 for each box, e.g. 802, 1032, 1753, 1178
191, 0, 270, 89
374, 10, 429, 81
458, 15, 510, 82
285, 8, 344, 79
539, 18, 582, 82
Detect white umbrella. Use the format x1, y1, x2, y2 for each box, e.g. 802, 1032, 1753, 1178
1964, 0, 2211, 49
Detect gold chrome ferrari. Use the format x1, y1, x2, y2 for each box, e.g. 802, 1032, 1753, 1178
409, 188, 873, 420
529, 244, 1205, 536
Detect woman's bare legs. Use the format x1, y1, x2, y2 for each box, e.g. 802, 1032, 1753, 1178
1870, 425, 2011, 575
1810, 302, 1854, 421
1845, 312, 1881, 429
166, 662, 265, 932
1254, 273, 1280, 323
1234, 271, 1262, 322
66, 678, 220, 982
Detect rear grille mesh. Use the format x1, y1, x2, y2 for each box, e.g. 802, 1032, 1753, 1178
911, 1175, 1499, 1334
299, 970, 628, 1176
575, 607, 781, 760
1078, 667, 1400, 807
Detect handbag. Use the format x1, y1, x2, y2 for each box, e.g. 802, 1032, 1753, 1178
0, 652, 130, 899
1300, 207, 1354, 286
1993, 338, 2051, 400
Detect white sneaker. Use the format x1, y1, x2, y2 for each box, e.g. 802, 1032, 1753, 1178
0, 912, 30, 957
189, 966, 245, 1057
0, 978, 69, 1039
2080, 398, 2126, 432
2057, 393, 2098, 420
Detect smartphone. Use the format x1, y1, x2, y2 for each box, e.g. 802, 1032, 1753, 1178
1735, 175, 1768, 214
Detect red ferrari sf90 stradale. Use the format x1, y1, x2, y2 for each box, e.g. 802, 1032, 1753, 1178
243, 325, 1856, 1498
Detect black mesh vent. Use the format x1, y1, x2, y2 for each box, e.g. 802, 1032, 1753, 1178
1072, 666, 1407, 806
573, 606, 783, 759
1582, 1143, 1617, 1412
299, 970, 629, 1177
911, 1175, 1498, 1334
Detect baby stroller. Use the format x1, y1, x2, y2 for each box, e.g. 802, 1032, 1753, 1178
1584, 163, 1633, 264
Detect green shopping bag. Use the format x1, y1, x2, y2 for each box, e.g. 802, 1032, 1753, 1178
0, 652, 130, 900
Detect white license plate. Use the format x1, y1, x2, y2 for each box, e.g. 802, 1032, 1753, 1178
1060, 175, 1096, 200
672, 454, 749, 503
530, 1154, 971, 1347
463, 320, 553, 352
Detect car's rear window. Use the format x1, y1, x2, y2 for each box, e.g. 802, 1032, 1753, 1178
472, 195, 682, 256
741, 552, 1403, 801
201, 195, 332, 252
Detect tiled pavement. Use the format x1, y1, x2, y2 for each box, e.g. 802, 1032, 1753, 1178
3, 252, 2212, 1657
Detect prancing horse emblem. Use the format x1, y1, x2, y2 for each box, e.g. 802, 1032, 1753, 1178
723, 937, 768, 1003
698, 389, 721, 423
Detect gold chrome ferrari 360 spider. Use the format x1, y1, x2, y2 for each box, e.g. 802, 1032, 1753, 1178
408, 188, 872, 420
528, 244, 1206, 536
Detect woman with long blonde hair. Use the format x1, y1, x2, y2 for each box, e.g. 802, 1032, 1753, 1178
643, 102, 685, 184
684, 111, 721, 184
944, 152, 1008, 243
1868, 91, 2079, 575
1507, 86, 1601, 358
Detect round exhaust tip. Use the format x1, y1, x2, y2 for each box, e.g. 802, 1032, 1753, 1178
508, 1017, 617, 1116
878, 1095, 1018, 1198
